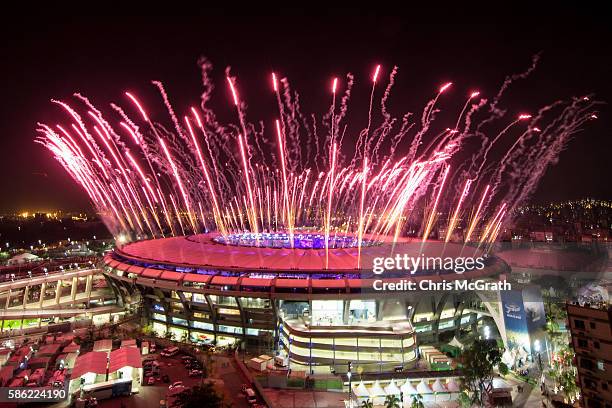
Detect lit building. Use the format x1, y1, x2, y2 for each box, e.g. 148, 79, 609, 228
103, 232, 511, 374
567, 301, 612, 408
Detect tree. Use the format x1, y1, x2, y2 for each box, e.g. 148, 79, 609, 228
459, 338, 507, 407
384, 394, 401, 408
547, 344, 579, 403
457, 391, 472, 408
361, 399, 374, 408
410, 393, 424, 408
141, 324, 154, 336
171, 383, 228, 408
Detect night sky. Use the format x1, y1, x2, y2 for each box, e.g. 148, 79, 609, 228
1, 13, 610, 213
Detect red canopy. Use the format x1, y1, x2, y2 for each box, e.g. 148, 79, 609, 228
210, 276, 239, 286
141, 268, 162, 279
108, 347, 142, 373
160, 271, 183, 282
183, 274, 211, 284
126, 264, 145, 275
72, 351, 108, 378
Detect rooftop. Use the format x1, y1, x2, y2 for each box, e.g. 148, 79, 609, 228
115, 233, 488, 272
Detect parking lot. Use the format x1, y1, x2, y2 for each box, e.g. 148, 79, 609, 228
96, 346, 252, 408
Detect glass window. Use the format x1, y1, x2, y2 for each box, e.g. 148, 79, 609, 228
218, 325, 243, 334
152, 313, 166, 322
172, 317, 188, 326
192, 321, 214, 331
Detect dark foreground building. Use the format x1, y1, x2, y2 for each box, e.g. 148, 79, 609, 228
567, 302, 612, 408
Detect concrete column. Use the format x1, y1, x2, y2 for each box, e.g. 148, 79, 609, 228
235, 296, 247, 340
343, 299, 350, 324
203, 294, 218, 343
70, 276, 78, 301
55, 280, 62, 305
39, 282, 46, 308
55, 279, 62, 305
5, 289, 11, 310
22, 285, 30, 309
85, 275, 93, 299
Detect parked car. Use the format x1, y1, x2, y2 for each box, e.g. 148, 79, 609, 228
186, 363, 202, 370
181, 356, 195, 363
188, 369, 203, 377
168, 381, 183, 390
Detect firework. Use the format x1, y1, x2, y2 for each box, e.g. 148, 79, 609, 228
37, 57, 598, 261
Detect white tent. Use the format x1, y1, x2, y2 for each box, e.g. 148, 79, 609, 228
353, 381, 370, 398
369, 380, 387, 406
400, 380, 418, 395
416, 379, 432, 394
432, 379, 447, 393
446, 378, 460, 392
369, 380, 386, 396
384, 379, 401, 396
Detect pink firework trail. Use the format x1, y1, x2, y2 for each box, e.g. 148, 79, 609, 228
37, 58, 598, 265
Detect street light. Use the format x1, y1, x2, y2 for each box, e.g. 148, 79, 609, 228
347, 361, 353, 408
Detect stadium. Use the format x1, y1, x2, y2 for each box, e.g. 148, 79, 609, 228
38, 60, 595, 377
102, 232, 510, 374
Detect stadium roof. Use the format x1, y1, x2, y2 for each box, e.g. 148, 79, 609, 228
115, 233, 486, 272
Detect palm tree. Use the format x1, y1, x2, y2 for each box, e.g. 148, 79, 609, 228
410, 393, 425, 408
384, 394, 401, 408
361, 399, 374, 408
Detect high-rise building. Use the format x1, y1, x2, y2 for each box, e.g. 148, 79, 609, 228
567, 302, 612, 408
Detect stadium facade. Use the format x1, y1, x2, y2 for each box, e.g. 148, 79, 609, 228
102, 232, 510, 373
